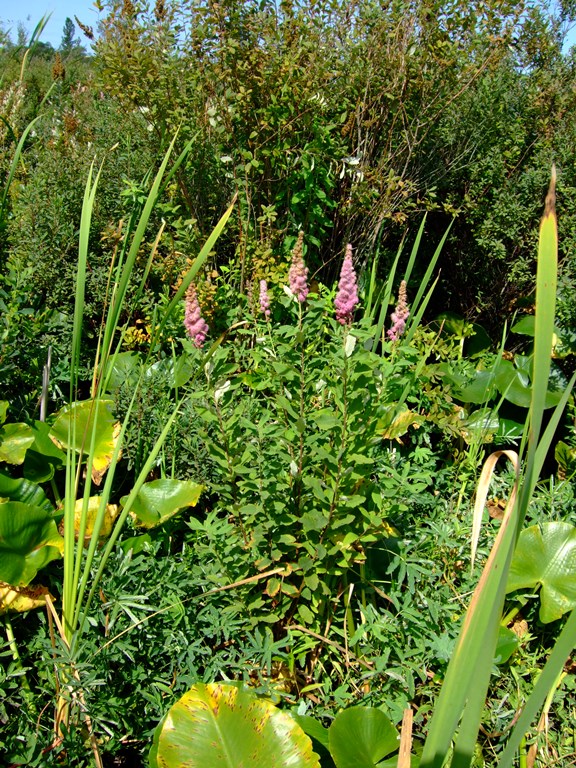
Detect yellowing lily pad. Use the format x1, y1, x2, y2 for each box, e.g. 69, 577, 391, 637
49, 399, 120, 485
73, 496, 119, 544
0, 582, 53, 614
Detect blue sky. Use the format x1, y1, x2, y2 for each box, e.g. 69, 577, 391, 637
1, 0, 101, 48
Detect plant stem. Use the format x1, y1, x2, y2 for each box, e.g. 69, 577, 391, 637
4, 615, 36, 714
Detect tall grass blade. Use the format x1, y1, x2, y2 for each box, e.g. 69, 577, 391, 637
497, 608, 576, 766
403, 214, 427, 287
408, 220, 452, 322
0, 115, 43, 225
372, 241, 403, 350
419, 169, 561, 767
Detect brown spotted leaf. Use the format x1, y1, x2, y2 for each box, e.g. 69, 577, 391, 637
150, 682, 320, 768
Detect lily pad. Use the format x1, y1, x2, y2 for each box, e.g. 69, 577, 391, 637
73, 496, 119, 543
23, 421, 65, 483
0, 471, 54, 515
104, 351, 141, 393
495, 357, 564, 409
454, 370, 498, 405
0, 501, 63, 586
49, 399, 120, 485
150, 682, 320, 768
0, 422, 35, 464
0, 582, 54, 614
507, 522, 576, 623
328, 707, 399, 768
123, 479, 203, 528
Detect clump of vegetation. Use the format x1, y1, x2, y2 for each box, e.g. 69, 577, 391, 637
1, 7, 576, 768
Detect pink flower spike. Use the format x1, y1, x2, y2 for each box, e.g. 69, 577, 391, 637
387, 280, 410, 341
259, 279, 271, 319
184, 283, 209, 348
288, 231, 309, 303
335, 243, 359, 325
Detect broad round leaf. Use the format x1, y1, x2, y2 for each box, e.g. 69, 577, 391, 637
49, 399, 120, 484
73, 496, 119, 542
507, 522, 576, 623
0, 501, 63, 586
328, 707, 399, 768
23, 421, 65, 483
454, 371, 498, 405
0, 471, 54, 515
124, 479, 203, 528
0, 422, 34, 464
152, 683, 320, 768
104, 351, 141, 393
0, 582, 53, 613
495, 358, 563, 409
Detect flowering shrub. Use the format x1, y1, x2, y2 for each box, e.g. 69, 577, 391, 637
334, 243, 359, 325
184, 283, 209, 348
388, 280, 410, 341
288, 231, 309, 303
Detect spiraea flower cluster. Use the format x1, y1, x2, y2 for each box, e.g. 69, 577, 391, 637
259, 279, 271, 319
288, 231, 309, 303
184, 283, 209, 348
388, 280, 410, 341
334, 243, 359, 325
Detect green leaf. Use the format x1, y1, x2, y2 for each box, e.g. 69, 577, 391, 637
328, 707, 399, 768
495, 357, 563, 409
118, 533, 153, 555
49, 399, 119, 483
151, 683, 320, 767
293, 715, 335, 767
0, 471, 54, 515
454, 370, 498, 405
0, 422, 34, 464
507, 522, 576, 623
22, 421, 65, 482
312, 411, 341, 430
494, 626, 519, 665
124, 479, 203, 528
0, 501, 63, 586
104, 351, 141, 393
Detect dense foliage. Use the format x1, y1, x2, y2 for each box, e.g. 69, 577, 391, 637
1, 5, 576, 767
